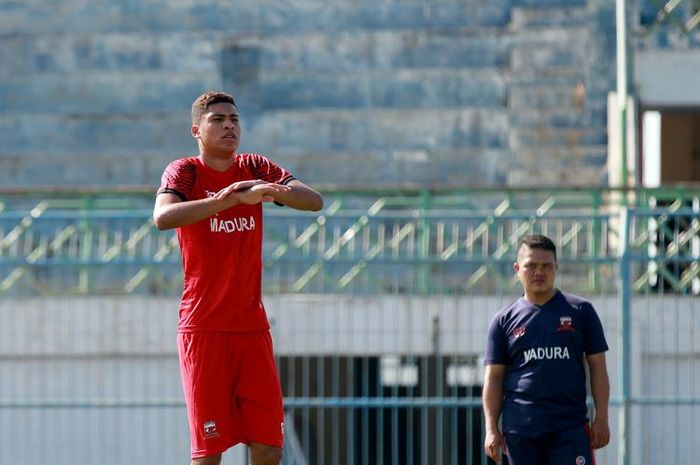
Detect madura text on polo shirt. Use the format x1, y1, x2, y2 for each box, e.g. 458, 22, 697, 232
523, 346, 570, 364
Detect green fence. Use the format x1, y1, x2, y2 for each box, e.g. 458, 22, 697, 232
1, 187, 697, 297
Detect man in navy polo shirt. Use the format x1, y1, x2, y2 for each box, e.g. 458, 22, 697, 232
482, 235, 610, 465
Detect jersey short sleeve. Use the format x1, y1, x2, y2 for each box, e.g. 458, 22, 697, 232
246, 153, 295, 185
484, 314, 509, 365
581, 302, 609, 355
157, 157, 197, 200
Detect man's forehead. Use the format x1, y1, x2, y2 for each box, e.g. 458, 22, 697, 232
517, 245, 556, 262
206, 102, 238, 115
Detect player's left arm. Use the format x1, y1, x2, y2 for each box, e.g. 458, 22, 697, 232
586, 352, 610, 449
270, 179, 323, 212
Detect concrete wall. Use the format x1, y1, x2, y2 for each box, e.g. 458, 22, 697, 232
0, 0, 615, 188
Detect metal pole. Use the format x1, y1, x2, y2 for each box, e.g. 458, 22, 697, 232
615, 0, 633, 458
419, 189, 431, 294
616, 0, 629, 193
617, 207, 631, 465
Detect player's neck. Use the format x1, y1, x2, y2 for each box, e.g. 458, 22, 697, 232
199, 150, 236, 172
523, 289, 557, 307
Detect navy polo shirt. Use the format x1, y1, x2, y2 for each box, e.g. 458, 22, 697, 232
484, 290, 609, 435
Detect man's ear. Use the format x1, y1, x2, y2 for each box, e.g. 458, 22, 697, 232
513, 262, 519, 273
191, 125, 200, 139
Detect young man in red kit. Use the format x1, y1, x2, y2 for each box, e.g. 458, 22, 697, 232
153, 91, 323, 465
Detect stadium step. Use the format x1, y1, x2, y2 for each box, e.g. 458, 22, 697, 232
268, 148, 514, 186
509, 126, 607, 151
510, 38, 590, 72
0, 114, 192, 156
510, 5, 590, 30
260, 0, 512, 32
507, 164, 605, 187
511, 0, 586, 7
0, 1, 511, 35
258, 29, 511, 73
508, 107, 607, 129
245, 108, 509, 153
508, 83, 587, 110
258, 68, 506, 110
0, 71, 219, 115
510, 145, 608, 168
0, 152, 169, 187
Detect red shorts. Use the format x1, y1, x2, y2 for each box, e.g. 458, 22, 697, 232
178, 330, 284, 458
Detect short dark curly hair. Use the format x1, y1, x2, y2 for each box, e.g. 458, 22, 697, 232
519, 234, 557, 262
191, 91, 237, 124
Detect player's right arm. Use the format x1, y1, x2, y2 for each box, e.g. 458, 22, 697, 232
153, 180, 290, 230
483, 363, 507, 463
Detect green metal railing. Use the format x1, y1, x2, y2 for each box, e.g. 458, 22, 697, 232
1, 187, 699, 296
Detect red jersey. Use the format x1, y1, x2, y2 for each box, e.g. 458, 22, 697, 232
157, 154, 294, 332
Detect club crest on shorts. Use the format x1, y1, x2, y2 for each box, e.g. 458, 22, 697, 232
557, 315, 575, 332
575, 455, 586, 465
203, 420, 220, 439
